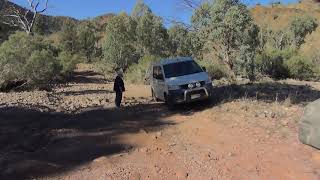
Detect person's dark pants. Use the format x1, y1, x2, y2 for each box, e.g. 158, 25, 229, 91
115, 91, 123, 107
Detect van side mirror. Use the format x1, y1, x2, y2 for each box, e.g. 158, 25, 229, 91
202, 66, 207, 72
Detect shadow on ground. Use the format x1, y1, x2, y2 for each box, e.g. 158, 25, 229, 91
57, 89, 114, 96
173, 81, 320, 112
0, 103, 174, 180
69, 71, 109, 84
1, 81, 320, 179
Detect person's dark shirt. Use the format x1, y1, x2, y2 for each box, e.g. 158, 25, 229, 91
113, 76, 125, 92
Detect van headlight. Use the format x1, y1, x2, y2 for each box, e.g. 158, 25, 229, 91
168, 85, 180, 90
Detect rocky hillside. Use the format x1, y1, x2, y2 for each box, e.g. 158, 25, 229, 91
251, 0, 320, 57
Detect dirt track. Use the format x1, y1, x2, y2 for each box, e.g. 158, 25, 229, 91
1, 65, 320, 180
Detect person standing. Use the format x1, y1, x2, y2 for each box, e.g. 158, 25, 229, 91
113, 69, 125, 108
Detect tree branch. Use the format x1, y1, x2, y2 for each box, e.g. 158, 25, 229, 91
180, 0, 201, 10
1, 0, 49, 34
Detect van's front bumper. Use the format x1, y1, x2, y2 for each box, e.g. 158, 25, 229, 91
168, 83, 214, 104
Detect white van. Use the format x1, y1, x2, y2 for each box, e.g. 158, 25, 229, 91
150, 57, 214, 106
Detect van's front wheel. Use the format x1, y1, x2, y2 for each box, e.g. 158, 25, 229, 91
164, 93, 174, 109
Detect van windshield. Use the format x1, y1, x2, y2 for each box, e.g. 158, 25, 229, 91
163, 61, 203, 78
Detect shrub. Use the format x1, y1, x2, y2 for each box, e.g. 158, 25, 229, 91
198, 60, 229, 80
255, 49, 291, 79
24, 50, 61, 86
58, 51, 81, 77
0, 32, 44, 88
285, 55, 315, 80
0, 32, 66, 89
125, 55, 160, 84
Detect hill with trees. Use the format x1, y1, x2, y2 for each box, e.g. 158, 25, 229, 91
251, 0, 320, 60
0, 0, 319, 91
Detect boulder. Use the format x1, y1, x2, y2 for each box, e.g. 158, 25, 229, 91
299, 99, 320, 149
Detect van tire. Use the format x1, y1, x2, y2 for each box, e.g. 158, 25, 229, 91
164, 93, 174, 110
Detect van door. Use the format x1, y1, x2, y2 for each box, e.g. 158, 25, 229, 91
152, 66, 165, 100
157, 66, 166, 100
152, 66, 160, 99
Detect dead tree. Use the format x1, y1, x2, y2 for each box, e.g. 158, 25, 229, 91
1, 0, 49, 34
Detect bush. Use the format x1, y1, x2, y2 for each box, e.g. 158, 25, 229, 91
58, 51, 81, 77
255, 49, 291, 79
24, 50, 61, 86
125, 55, 160, 84
198, 60, 229, 80
0, 32, 74, 90
0, 32, 54, 88
285, 55, 315, 80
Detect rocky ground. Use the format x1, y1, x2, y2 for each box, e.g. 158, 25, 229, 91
1, 65, 320, 180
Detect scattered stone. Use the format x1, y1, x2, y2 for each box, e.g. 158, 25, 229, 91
154, 131, 162, 139
139, 147, 149, 153
203, 152, 214, 161
281, 120, 289, 126
93, 156, 108, 163
139, 129, 148, 134
154, 165, 162, 173
176, 170, 188, 179
130, 172, 141, 180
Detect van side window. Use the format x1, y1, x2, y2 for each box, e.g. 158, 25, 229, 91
157, 67, 164, 80
153, 66, 164, 80
153, 66, 159, 78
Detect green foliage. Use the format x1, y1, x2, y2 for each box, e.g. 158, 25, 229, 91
102, 2, 169, 74
33, 16, 47, 35
136, 12, 169, 56
59, 19, 79, 54
289, 16, 318, 48
0, 32, 56, 87
58, 51, 80, 77
267, 29, 291, 50
103, 13, 137, 70
255, 16, 318, 81
255, 48, 292, 79
0, 32, 79, 89
168, 25, 193, 57
199, 60, 229, 80
77, 22, 97, 61
255, 48, 318, 81
192, 0, 259, 79
285, 55, 315, 80
24, 50, 61, 85
125, 55, 160, 84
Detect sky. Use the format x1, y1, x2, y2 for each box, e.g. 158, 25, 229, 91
11, 0, 298, 25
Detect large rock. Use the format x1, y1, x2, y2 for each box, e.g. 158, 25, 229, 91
299, 99, 320, 149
